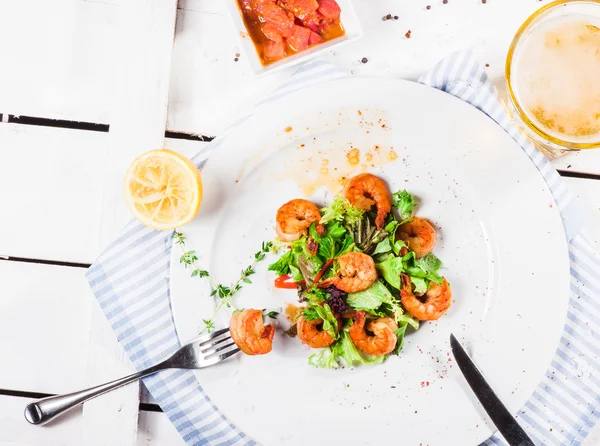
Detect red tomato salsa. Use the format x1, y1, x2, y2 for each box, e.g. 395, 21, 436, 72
237, 0, 345, 65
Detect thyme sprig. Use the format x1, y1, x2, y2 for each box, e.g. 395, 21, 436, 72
174, 231, 272, 333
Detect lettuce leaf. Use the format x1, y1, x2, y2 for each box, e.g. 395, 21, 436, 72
372, 238, 392, 255
376, 256, 404, 289
410, 276, 428, 294
288, 264, 303, 282
302, 304, 338, 340
347, 280, 393, 310
336, 235, 355, 257
331, 329, 385, 367
320, 196, 364, 225
347, 280, 406, 326
392, 190, 417, 220
326, 221, 346, 240
308, 347, 339, 369
318, 236, 335, 259
268, 249, 293, 276
268, 238, 324, 277
414, 254, 444, 284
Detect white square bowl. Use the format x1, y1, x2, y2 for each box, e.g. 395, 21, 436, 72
224, 0, 363, 75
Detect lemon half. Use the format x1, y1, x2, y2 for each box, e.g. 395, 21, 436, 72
124, 149, 202, 230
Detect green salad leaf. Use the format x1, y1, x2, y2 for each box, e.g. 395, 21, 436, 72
326, 221, 346, 240
320, 196, 364, 226
337, 235, 355, 257
347, 280, 406, 326
332, 328, 386, 367
409, 276, 428, 294
376, 256, 404, 289
308, 348, 339, 369
392, 190, 417, 220
392, 239, 408, 256
268, 238, 324, 278
372, 238, 392, 256
288, 264, 303, 282
268, 249, 293, 276
318, 236, 335, 259
404, 253, 444, 285
308, 325, 385, 369
301, 286, 327, 305
303, 304, 339, 340
347, 280, 393, 310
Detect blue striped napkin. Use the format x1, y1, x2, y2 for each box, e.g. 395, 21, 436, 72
87, 52, 600, 446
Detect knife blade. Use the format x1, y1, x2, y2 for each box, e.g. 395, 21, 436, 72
450, 334, 535, 446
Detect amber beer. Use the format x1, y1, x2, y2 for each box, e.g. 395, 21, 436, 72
506, 1, 600, 153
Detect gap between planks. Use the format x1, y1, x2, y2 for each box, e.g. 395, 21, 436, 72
0, 388, 163, 413
0, 114, 215, 141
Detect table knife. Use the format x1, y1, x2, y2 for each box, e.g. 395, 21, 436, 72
450, 334, 536, 446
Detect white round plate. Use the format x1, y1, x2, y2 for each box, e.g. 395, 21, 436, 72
170, 78, 569, 445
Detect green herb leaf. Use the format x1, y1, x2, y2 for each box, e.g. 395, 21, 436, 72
202, 319, 215, 332
265, 310, 279, 319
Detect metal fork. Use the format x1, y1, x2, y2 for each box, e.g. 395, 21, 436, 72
24, 328, 239, 425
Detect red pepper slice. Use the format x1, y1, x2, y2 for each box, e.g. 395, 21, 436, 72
274, 275, 298, 289
314, 258, 334, 283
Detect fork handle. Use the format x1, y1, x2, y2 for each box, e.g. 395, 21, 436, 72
24, 362, 166, 425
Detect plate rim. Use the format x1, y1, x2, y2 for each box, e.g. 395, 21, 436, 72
169, 76, 570, 445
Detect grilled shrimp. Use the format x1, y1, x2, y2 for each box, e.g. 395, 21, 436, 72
344, 173, 391, 229
349, 311, 398, 356
229, 309, 274, 355
396, 217, 437, 259
297, 315, 336, 348
276, 199, 321, 242
400, 274, 451, 321
330, 252, 377, 293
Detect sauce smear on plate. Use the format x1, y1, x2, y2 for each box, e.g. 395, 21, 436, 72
237, 0, 345, 65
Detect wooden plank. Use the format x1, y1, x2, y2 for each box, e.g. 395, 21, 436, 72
81, 0, 178, 444
0, 0, 117, 124
0, 262, 92, 394
0, 123, 209, 264
136, 411, 183, 446
0, 124, 110, 264
552, 150, 600, 176
0, 395, 83, 446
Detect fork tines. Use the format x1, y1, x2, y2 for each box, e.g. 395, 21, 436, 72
197, 327, 240, 366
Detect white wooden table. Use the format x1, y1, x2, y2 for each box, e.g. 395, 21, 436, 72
0, 0, 599, 445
